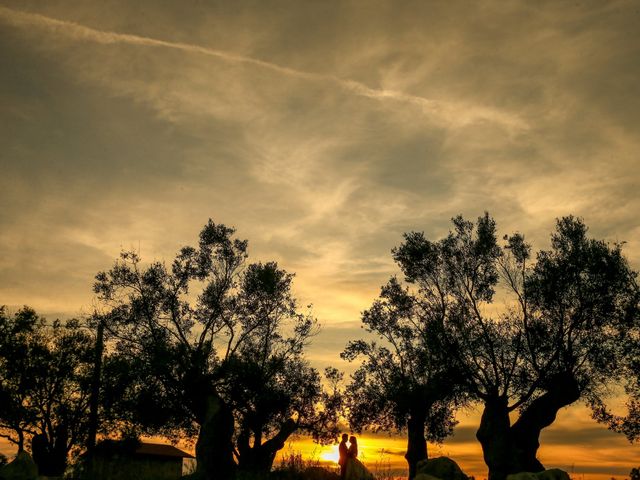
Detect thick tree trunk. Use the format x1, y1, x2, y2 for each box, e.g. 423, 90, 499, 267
31, 425, 68, 477
195, 394, 236, 480
510, 373, 581, 473
476, 395, 511, 480
237, 419, 297, 474
405, 412, 428, 480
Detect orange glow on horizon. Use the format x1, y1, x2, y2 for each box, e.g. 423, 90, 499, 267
276, 406, 640, 480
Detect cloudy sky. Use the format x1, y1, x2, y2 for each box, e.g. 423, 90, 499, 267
1, 0, 639, 476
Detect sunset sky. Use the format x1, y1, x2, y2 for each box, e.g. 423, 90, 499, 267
1, 1, 639, 478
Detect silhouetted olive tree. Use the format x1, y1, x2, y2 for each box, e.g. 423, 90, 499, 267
94, 221, 340, 480
223, 264, 341, 473
390, 214, 638, 480
0, 307, 94, 476
341, 279, 463, 479
0, 307, 40, 453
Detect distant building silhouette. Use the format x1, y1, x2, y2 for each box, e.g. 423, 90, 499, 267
83, 440, 194, 480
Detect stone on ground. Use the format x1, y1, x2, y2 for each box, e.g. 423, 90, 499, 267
416, 457, 469, 480
507, 469, 570, 480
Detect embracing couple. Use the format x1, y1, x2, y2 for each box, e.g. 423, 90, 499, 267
338, 434, 373, 480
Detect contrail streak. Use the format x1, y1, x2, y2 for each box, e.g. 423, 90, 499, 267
0, 5, 526, 130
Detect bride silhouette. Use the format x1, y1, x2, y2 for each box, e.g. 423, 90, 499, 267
344, 436, 373, 480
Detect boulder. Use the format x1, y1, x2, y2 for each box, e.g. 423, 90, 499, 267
416, 457, 469, 480
539, 470, 570, 480
507, 469, 570, 480
0, 452, 38, 480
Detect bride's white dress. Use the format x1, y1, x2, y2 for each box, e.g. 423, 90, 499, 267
344, 456, 374, 480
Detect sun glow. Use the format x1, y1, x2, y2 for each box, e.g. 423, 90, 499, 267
320, 445, 340, 463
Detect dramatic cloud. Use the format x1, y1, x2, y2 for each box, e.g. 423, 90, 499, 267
0, 5, 527, 130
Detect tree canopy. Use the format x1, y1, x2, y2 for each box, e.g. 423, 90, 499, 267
93, 220, 340, 479
0, 307, 94, 476
386, 214, 639, 480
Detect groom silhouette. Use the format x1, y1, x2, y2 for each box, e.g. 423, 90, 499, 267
338, 433, 349, 479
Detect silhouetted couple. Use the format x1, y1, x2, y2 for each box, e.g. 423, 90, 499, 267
338, 434, 373, 480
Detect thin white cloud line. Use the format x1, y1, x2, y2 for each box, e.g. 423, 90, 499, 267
0, 5, 526, 130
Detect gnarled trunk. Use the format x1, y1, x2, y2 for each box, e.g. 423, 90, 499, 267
237, 418, 297, 474
195, 394, 236, 480
477, 374, 581, 480
510, 373, 581, 473
405, 411, 428, 480
31, 424, 68, 477
476, 395, 511, 480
